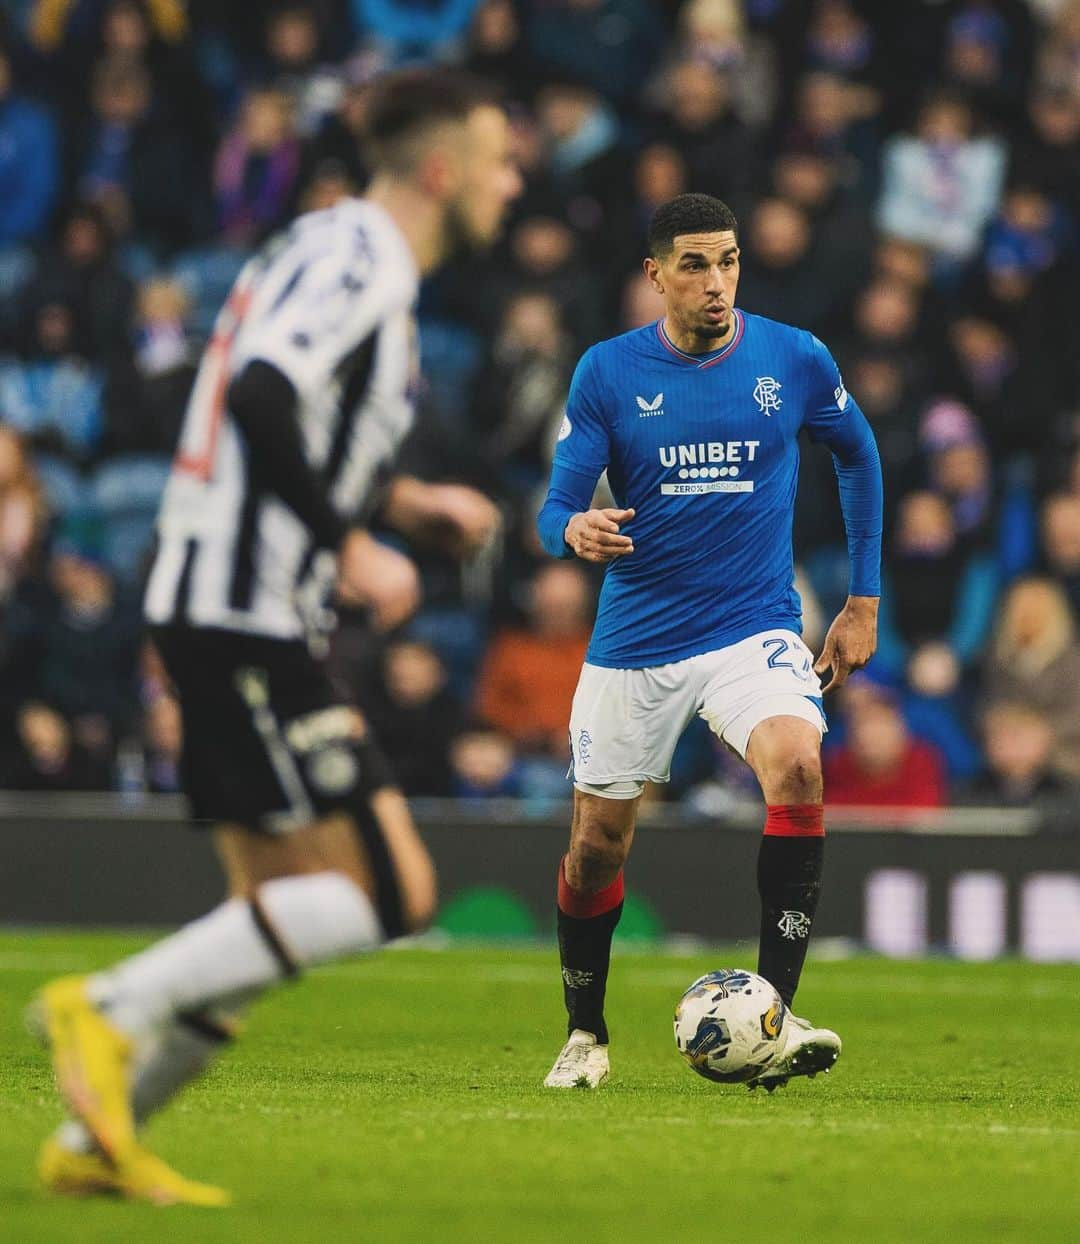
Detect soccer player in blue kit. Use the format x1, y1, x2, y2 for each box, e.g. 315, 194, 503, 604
538, 194, 883, 1089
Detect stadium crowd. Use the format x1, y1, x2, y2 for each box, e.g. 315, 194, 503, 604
0, 0, 1077, 813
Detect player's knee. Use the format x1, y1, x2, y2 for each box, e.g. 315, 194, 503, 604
771, 748, 823, 802
572, 823, 630, 884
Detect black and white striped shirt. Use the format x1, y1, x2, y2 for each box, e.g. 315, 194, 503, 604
145, 200, 419, 640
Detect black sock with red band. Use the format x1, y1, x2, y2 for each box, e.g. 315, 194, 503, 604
756, 804, 825, 1009
556, 858, 624, 1044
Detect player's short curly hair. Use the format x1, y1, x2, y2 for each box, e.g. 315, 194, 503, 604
365, 69, 494, 173
648, 194, 739, 257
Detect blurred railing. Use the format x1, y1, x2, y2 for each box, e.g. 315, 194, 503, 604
1, 793, 1076, 961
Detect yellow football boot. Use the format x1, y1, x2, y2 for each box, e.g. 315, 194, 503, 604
32, 976, 135, 1162
38, 1138, 231, 1207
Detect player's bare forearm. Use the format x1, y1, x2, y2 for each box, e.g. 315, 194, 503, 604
381, 475, 500, 557
564, 508, 636, 564
814, 595, 879, 694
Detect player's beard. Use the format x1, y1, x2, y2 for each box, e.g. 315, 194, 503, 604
444, 198, 492, 260
696, 312, 733, 341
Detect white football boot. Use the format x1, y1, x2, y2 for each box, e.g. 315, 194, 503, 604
747, 1013, 841, 1092
543, 1030, 609, 1088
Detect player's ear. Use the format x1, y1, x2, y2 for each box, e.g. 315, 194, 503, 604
643, 256, 664, 295
417, 145, 459, 199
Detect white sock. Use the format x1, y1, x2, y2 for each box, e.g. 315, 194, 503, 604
89, 872, 382, 1037
55, 990, 260, 1156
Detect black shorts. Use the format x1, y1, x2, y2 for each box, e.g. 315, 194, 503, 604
151, 625, 395, 833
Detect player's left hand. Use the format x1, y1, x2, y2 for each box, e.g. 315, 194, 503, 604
814, 595, 878, 694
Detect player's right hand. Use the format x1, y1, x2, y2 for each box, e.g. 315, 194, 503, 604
336, 528, 421, 631
564, 508, 636, 563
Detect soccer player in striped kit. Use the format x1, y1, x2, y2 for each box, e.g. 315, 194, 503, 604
32, 70, 521, 1203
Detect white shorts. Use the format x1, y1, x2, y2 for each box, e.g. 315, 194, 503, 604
568, 629, 826, 799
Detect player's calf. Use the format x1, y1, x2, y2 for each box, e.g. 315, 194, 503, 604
745, 718, 826, 1008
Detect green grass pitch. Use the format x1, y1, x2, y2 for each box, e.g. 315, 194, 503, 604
1, 931, 1078, 1243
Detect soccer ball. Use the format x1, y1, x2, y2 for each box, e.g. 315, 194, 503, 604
674, 969, 788, 1083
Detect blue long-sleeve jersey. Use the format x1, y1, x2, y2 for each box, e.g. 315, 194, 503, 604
537, 311, 883, 668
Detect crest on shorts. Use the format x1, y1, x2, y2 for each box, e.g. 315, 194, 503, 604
753, 376, 782, 415
577, 729, 592, 766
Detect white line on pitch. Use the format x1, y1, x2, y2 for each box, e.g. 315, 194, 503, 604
397, 1109, 1080, 1141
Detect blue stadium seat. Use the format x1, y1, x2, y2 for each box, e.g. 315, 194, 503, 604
406, 605, 488, 700
89, 455, 171, 585
171, 245, 251, 339
33, 454, 89, 518
0, 244, 36, 340
417, 318, 483, 428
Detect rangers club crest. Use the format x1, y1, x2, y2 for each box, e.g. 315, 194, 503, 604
777, 910, 812, 940
753, 376, 782, 415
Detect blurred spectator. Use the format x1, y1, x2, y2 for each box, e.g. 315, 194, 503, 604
737, 196, 834, 331
1010, 85, 1080, 210
919, 399, 993, 546
770, 149, 874, 303
619, 268, 665, 331
261, 2, 343, 139
102, 275, 195, 455
1035, 0, 1080, 99
872, 235, 933, 290
877, 89, 1006, 272
299, 72, 374, 193
942, 0, 1036, 123
645, 58, 759, 206
956, 700, 1069, 806
476, 561, 591, 756
844, 278, 933, 398
90, 0, 214, 150
38, 540, 142, 757
533, 82, 623, 239
27, 0, 189, 56
25, 200, 134, 363
805, 0, 877, 85
297, 157, 358, 213
1041, 492, 1080, 615
839, 348, 920, 495
670, 0, 778, 128
942, 308, 1056, 457
984, 576, 1080, 779
365, 639, 464, 796
0, 425, 48, 600
609, 141, 688, 281
1, 701, 110, 791
449, 719, 524, 798
983, 183, 1071, 278
214, 87, 300, 246
824, 689, 947, 807
0, 46, 59, 247
349, 0, 479, 65
490, 213, 604, 350
0, 297, 104, 464
464, 0, 527, 100
875, 491, 998, 698
471, 290, 575, 496
525, 0, 664, 107
74, 55, 202, 250
783, 71, 880, 201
